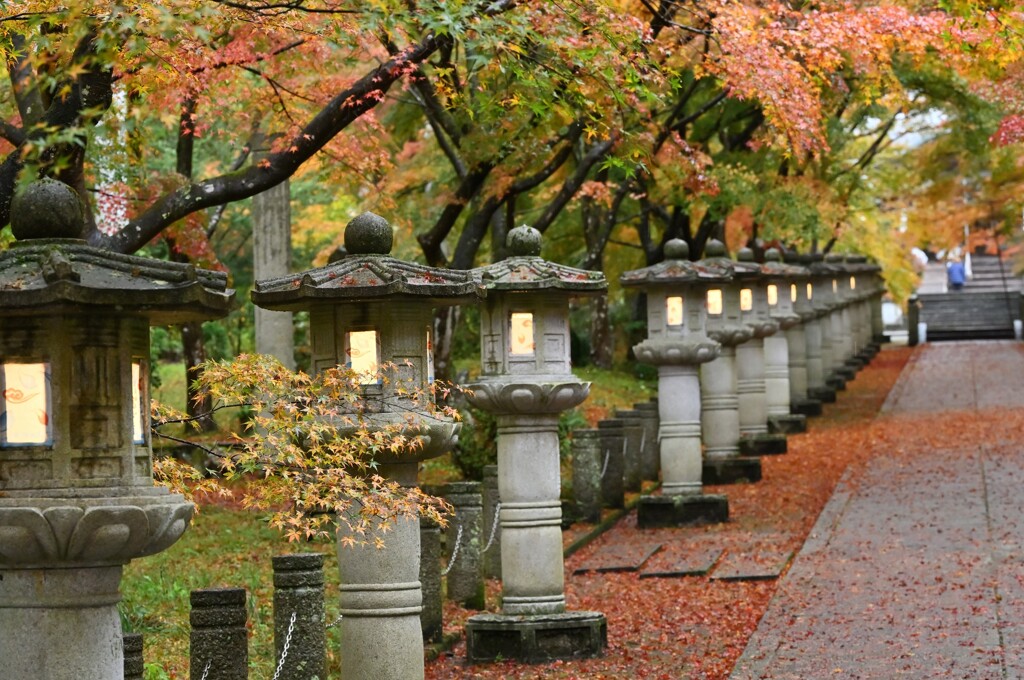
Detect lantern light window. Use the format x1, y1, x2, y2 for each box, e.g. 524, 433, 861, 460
767, 284, 778, 306
346, 330, 380, 384
740, 288, 753, 312
807, 283, 813, 300
707, 289, 723, 316
1, 362, 50, 446
509, 312, 535, 355
832, 279, 838, 294
132, 361, 146, 444
791, 283, 798, 303
850, 276, 857, 290
665, 296, 684, 327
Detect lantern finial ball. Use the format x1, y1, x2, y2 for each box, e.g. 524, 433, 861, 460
10, 178, 85, 241
344, 212, 393, 255
704, 239, 727, 258
765, 248, 782, 262
664, 238, 689, 260
737, 247, 755, 262
507, 225, 542, 257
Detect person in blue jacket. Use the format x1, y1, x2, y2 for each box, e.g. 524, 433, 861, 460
947, 258, 966, 290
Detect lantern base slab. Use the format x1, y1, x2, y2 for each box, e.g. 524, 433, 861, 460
768, 413, 807, 434
636, 493, 729, 528
845, 357, 865, 372
465, 611, 607, 664
702, 457, 762, 485
792, 398, 823, 417
826, 374, 847, 391
740, 433, 787, 456
808, 386, 837, 403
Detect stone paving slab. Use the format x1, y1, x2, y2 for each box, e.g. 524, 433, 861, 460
638, 544, 723, 579
573, 541, 662, 574
711, 548, 793, 582
732, 342, 1024, 679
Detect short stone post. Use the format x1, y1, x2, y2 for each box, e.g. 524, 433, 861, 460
598, 418, 626, 508
571, 429, 603, 523
443, 482, 485, 610
633, 400, 660, 481
190, 588, 249, 680
123, 634, 144, 680
419, 514, 444, 643
272, 553, 326, 680
614, 409, 645, 492
481, 465, 502, 580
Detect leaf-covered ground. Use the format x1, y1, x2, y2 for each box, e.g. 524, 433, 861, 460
426, 346, 914, 679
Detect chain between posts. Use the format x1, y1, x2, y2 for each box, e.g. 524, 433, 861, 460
481, 501, 501, 554
325, 612, 344, 629
600, 447, 611, 479
200, 661, 211, 680
441, 523, 464, 576
270, 611, 296, 680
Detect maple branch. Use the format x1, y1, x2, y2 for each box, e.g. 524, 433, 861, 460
6, 33, 44, 128
418, 160, 497, 267
0, 121, 25, 146
532, 136, 616, 234
84, 35, 445, 254
210, 0, 362, 15
408, 71, 466, 179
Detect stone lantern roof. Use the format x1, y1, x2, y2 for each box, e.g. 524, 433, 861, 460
620, 238, 732, 287
253, 212, 482, 311
0, 178, 233, 322
700, 240, 761, 279
471, 225, 606, 294
760, 248, 810, 280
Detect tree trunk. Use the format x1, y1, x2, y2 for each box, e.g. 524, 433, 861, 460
589, 295, 614, 369
180, 320, 217, 432
432, 306, 462, 383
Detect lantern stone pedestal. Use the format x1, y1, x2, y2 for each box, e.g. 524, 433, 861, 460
464, 226, 606, 664
0, 179, 232, 680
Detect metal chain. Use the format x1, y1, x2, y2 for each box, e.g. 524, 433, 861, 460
270, 611, 297, 680
325, 612, 344, 629
200, 661, 211, 680
639, 429, 646, 454
440, 523, 464, 576
599, 447, 611, 479
481, 502, 502, 554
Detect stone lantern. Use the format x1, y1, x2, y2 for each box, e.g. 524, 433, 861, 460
734, 248, 786, 456
806, 256, 839, 404
0, 179, 233, 679
464, 226, 607, 664
760, 249, 808, 434
252, 212, 480, 680
826, 255, 857, 384
783, 253, 823, 416
620, 238, 728, 528
698, 240, 761, 485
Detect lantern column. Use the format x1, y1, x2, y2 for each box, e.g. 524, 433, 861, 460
621, 239, 728, 528
761, 249, 808, 434
464, 226, 606, 664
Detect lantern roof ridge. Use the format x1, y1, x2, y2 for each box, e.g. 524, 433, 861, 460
471, 255, 606, 294
252, 252, 482, 310
620, 255, 735, 287
0, 239, 233, 322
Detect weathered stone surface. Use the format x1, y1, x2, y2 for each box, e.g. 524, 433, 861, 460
272, 553, 326, 680
702, 456, 762, 485
443, 482, 485, 610
465, 611, 607, 664
10, 177, 84, 240
637, 494, 729, 529
572, 541, 662, 574
190, 588, 249, 680
639, 545, 724, 578
711, 548, 793, 581
597, 419, 626, 509
571, 430, 603, 524
419, 515, 443, 643
481, 465, 502, 579
123, 633, 144, 680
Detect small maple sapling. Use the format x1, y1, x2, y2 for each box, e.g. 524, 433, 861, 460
151, 353, 459, 546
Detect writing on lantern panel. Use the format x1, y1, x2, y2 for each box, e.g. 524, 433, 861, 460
2, 362, 49, 445
509, 312, 535, 355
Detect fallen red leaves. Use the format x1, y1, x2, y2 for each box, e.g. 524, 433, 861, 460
426, 346, 914, 679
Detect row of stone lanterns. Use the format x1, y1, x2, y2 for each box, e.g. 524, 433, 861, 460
0, 177, 886, 677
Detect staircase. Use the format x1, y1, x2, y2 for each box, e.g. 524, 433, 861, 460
914, 255, 1022, 341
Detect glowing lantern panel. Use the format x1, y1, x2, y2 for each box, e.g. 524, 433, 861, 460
666, 296, 684, 327
707, 289, 723, 316
2, 362, 49, 445
767, 285, 778, 306
740, 288, 753, 312
132, 362, 145, 444
509, 312, 535, 355
346, 330, 379, 383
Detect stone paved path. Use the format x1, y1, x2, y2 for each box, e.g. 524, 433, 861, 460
732, 341, 1024, 679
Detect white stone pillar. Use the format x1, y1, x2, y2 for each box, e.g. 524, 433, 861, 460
701, 346, 740, 461
253, 171, 295, 369
657, 364, 704, 495
764, 332, 790, 418
736, 338, 768, 436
